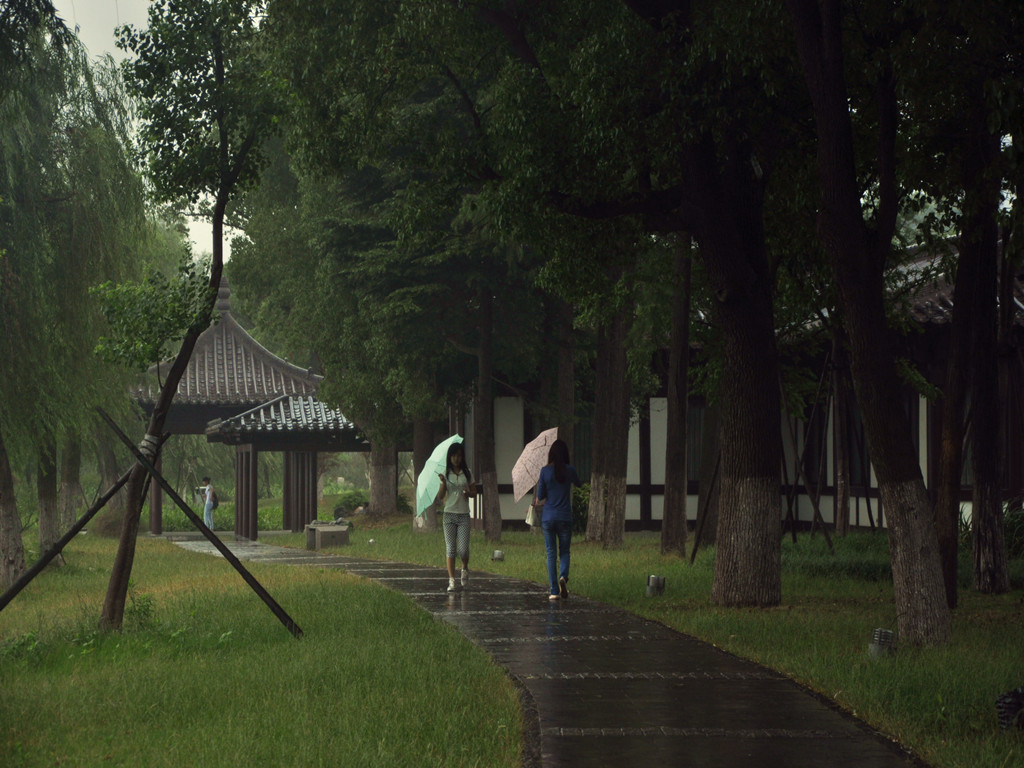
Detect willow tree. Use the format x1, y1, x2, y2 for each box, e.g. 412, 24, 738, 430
0, 27, 145, 586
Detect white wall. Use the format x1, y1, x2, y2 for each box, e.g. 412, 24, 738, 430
486, 392, 927, 528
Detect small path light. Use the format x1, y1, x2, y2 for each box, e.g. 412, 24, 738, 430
492, 550, 505, 561
868, 627, 895, 657
996, 687, 1024, 730
646, 575, 665, 596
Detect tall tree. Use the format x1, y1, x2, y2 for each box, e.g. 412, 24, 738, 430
892, 0, 1022, 605
0, 0, 73, 88
100, 0, 283, 630
268, 1, 556, 540
58, 435, 84, 532
786, 0, 952, 643
1, 31, 144, 587
661, 244, 693, 556
471, 1, 791, 598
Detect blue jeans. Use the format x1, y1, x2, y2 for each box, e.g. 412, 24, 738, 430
542, 519, 572, 595
204, 502, 214, 529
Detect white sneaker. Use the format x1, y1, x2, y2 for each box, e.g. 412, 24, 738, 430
447, 578, 457, 592
461, 568, 469, 585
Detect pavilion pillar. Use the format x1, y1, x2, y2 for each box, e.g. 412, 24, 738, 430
283, 450, 318, 532
235, 444, 259, 540
283, 452, 296, 532
149, 454, 163, 535
304, 451, 318, 526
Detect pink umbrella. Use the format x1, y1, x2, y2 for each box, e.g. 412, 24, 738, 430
511, 427, 558, 502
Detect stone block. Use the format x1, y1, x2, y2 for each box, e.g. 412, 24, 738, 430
315, 525, 350, 549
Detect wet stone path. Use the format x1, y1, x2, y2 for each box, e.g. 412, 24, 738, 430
171, 537, 926, 768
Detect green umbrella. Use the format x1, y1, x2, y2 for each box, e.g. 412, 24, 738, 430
416, 434, 463, 516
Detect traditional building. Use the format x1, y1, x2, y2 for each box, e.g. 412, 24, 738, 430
134, 280, 367, 539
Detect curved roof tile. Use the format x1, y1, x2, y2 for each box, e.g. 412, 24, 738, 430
205, 394, 368, 450
133, 281, 321, 406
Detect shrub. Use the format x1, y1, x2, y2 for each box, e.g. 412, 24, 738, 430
396, 493, 413, 516
331, 489, 370, 516
1004, 504, 1024, 559
958, 501, 1024, 560
572, 483, 590, 534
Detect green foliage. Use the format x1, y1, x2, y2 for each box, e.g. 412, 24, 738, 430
329, 489, 369, 516
1004, 505, 1024, 561
125, 583, 157, 630
92, 258, 215, 372
396, 493, 413, 517
0, 34, 148, 456
116, 0, 286, 210
781, 530, 894, 582
572, 483, 589, 534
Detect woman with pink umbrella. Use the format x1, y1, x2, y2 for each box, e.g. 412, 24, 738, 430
533, 438, 581, 601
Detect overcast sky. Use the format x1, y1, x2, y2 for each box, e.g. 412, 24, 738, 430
52, 0, 150, 63
52, 0, 227, 259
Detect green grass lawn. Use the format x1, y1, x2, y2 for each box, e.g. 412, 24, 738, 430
4, 510, 1023, 768
0, 534, 521, 768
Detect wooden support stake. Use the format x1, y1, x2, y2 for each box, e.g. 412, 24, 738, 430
98, 409, 303, 639
0, 467, 132, 613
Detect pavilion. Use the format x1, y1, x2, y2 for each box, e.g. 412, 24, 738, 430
134, 279, 368, 539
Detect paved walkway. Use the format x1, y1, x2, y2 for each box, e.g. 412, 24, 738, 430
170, 537, 927, 768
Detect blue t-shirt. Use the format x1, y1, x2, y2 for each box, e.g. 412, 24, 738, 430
536, 464, 580, 522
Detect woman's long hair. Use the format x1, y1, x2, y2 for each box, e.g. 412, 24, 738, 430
445, 442, 472, 484
547, 438, 570, 483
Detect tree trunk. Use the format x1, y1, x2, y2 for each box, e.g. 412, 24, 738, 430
935, 252, 971, 607
101, 195, 227, 631
557, 300, 576, 460
703, 231, 782, 607
59, 435, 84, 533
37, 438, 59, 557
585, 309, 630, 548
966, 124, 1009, 594
0, 430, 26, 590
694, 402, 720, 550
832, 330, 851, 537
788, 0, 951, 643
369, 441, 398, 519
662, 248, 691, 556
412, 417, 433, 481
475, 289, 502, 542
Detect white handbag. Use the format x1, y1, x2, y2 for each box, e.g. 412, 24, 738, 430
525, 504, 538, 526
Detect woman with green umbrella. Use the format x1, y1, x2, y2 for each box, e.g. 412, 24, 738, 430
434, 441, 476, 592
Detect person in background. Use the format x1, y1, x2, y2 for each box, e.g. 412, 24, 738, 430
200, 476, 214, 529
533, 439, 581, 601
434, 442, 476, 592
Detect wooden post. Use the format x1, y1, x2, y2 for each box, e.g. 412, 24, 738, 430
149, 453, 163, 535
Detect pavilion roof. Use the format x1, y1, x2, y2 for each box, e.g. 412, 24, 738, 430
133, 280, 321, 407
205, 394, 368, 452
900, 249, 1024, 327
